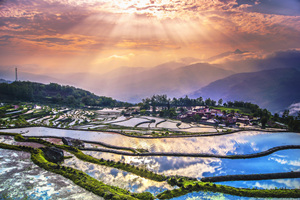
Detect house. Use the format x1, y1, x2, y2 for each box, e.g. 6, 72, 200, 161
237, 117, 250, 125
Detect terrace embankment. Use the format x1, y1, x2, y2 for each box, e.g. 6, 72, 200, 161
1, 126, 289, 139
80, 145, 300, 159
201, 171, 300, 182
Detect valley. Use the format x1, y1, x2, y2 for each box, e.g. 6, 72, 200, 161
0, 101, 299, 199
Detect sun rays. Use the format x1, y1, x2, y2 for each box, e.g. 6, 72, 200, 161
0, 0, 299, 78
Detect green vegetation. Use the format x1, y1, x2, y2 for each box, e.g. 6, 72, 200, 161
210, 106, 248, 115
157, 178, 300, 199
0, 142, 153, 200
0, 132, 18, 136
275, 110, 300, 132
1, 132, 299, 199
14, 134, 168, 182
201, 171, 300, 182
58, 147, 168, 182
0, 81, 131, 107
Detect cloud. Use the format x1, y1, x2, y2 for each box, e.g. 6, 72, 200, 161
105, 54, 133, 61
0, 35, 14, 41
269, 157, 300, 167
0, 0, 299, 74
29, 37, 73, 45
288, 102, 300, 116
275, 179, 300, 189
236, 0, 300, 16
0, 35, 14, 46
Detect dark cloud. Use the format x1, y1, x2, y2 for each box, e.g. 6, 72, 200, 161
0, 21, 6, 27
29, 37, 73, 45
235, 0, 300, 16
0, 35, 13, 40
219, 0, 236, 3
183, 5, 200, 11
0, 35, 14, 46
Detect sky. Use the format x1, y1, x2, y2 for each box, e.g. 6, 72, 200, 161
0, 0, 300, 76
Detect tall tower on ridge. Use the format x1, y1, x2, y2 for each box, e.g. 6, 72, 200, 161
15, 67, 18, 82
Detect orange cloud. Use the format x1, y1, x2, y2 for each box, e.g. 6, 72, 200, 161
0, 0, 299, 74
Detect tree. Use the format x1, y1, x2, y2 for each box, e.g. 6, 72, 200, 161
211, 100, 216, 106
141, 98, 150, 110
274, 113, 280, 121
218, 99, 223, 106
196, 97, 204, 105
205, 98, 212, 106
282, 110, 290, 119
261, 116, 268, 129
66, 95, 76, 106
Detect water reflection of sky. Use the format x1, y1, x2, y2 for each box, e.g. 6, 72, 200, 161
1, 127, 300, 198
84, 149, 300, 187
172, 191, 298, 200
62, 154, 173, 195
0, 149, 101, 200
218, 178, 300, 190
4, 127, 300, 156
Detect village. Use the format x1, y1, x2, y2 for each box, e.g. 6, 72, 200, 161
177, 106, 254, 127
0, 101, 289, 134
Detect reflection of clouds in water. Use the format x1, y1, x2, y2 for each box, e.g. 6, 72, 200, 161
176, 192, 228, 200
269, 157, 288, 165
254, 179, 300, 189
275, 179, 300, 189
151, 157, 221, 179
254, 182, 277, 189
290, 160, 300, 167
163, 161, 218, 178
0, 149, 100, 200
83, 151, 222, 179
250, 142, 259, 152
273, 154, 288, 158
10, 127, 299, 155
269, 157, 300, 167
62, 154, 172, 194
84, 149, 300, 180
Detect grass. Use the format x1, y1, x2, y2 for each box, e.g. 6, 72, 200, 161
157, 178, 300, 199
210, 106, 252, 115
1, 132, 299, 199
0, 142, 154, 200
13, 134, 168, 182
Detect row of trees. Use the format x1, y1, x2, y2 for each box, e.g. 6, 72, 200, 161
139, 95, 262, 112
277, 110, 300, 132
140, 95, 224, 110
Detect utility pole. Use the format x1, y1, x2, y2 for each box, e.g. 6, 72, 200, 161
15, 67, 18, 81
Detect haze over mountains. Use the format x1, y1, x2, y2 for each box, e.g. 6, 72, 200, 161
1, 49, 300, 113
190, 68, 300, 113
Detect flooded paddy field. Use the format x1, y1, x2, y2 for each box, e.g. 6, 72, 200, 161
2, 127, 300, 155
83, 149, 300, 186
0, 149, 102, 200
0, 127, 299, 199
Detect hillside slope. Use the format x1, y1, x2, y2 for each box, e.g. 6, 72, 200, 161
190, 68, 300, 113
0, 81, 127, 107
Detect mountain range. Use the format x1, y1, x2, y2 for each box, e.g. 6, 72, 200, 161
1, 49, 299, 113
190, 68, 300, 113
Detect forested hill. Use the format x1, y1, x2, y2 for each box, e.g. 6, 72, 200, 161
0, 81, 130, 107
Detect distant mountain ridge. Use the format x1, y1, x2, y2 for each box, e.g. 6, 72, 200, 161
221, 49, 300, 72
206, 49, 248, 62
190, 68, 300, 113
96, 62, 234, 102
1, 49, 299, 107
